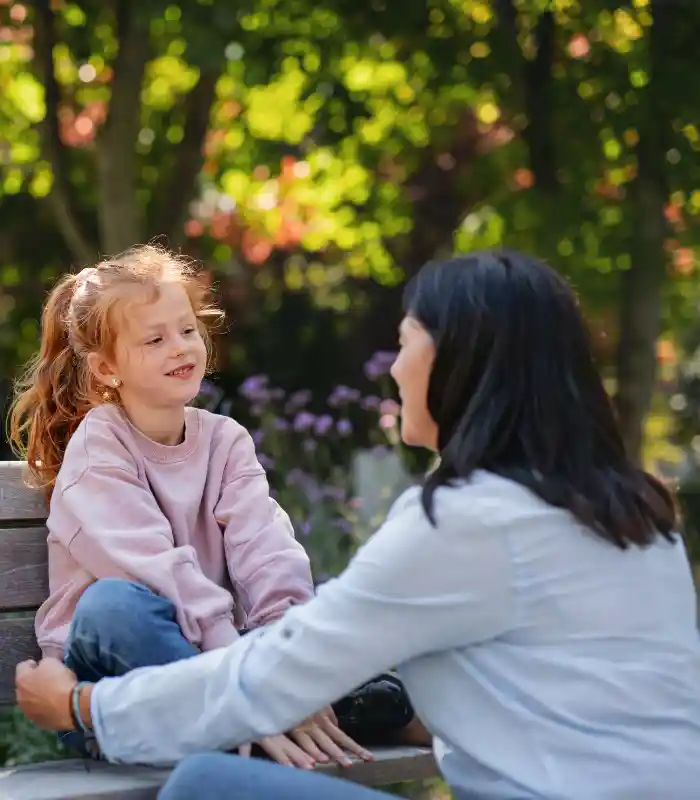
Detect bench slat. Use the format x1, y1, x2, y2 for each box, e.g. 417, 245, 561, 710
0, 747, 438, 799
0, 616, 40, 705
0, 527, 49, 611
0, 462, 47, 524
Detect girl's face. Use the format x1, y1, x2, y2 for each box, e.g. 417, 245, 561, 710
88, 282, 207, 413
390, 315, 438, 450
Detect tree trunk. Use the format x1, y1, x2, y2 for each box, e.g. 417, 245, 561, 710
614, 0, 671, 462
95, 4, 150, 253
615, 163, 667, 462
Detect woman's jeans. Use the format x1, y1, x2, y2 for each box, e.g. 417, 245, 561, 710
60, 578, 200, 754
159, 752, 394, 800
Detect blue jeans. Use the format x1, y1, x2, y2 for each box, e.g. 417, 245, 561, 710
159, 753, 394, 800
61, 578, 199, 754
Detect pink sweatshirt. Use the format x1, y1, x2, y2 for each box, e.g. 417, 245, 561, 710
36, 403, 314, 659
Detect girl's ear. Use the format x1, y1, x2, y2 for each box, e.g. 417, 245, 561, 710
86, 352, 119, 388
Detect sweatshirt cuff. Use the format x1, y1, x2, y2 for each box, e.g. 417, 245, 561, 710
40, 644, 65, 660
201, 616, 239, 652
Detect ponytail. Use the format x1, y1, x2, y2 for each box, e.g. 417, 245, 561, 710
8, 274, 94, 497
8, 244, 224, 497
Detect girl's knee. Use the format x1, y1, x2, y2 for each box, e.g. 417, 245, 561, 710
72, 579, 152, 640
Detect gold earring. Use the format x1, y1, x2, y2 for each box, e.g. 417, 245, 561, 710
111, 377, 121, 388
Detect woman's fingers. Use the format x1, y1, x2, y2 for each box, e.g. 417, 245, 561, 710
238, 743, 252, 758
289, 730, 329, 764
308, 726, 353, 766
317, 716, 373, 761
259, 735, 315, 769
321, 705, 339, 727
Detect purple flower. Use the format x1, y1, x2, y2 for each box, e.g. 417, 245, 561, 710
257, 453, 275, 471
333, 518, 352, 533
239, 374, 269, 401
328, 385, 361, 407
363, 351, 397, 380
361, 395, 381, 411
379, 398, 400, 416
286, 389, 312, 413
274, 418, 290, 431
314, 414, 334, 436
197, 380, 224, 411
293, 411, 316, 432
337, 418, 352, 436
324, 486, 346, 502
297, 520, 312, 537
287, 468, 306, 486
251, 429, 264, 446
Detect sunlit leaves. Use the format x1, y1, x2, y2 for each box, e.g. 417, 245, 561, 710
6, 73, 43, 122
143, 55, 199, 111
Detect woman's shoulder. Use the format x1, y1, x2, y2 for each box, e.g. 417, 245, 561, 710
387, 470, 545, 529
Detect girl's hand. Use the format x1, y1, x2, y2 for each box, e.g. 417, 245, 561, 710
288, 706, 373, 767
15, 658, 78, 731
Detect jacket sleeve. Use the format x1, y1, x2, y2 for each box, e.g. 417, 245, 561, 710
60, 463, 239, 652
215, 427, 314, 629
91, 486, 514, 765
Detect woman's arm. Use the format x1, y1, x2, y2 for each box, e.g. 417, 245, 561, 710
215, 426, 314, 629
87, 487, 513, 765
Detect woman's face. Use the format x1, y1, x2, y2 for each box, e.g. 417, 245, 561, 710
390, 315, 438, 450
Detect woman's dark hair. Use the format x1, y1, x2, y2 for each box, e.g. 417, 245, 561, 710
404, 248, 675, 548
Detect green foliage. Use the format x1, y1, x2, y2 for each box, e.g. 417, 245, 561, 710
0, 707, 67, 766
1, 0, 700, 774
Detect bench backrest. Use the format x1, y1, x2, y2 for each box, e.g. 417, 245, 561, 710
0, 461, 48, 705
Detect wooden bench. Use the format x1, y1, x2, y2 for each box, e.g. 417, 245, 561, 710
0, 460, 438, 799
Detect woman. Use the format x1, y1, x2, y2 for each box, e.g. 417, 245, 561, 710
17, 249, 700, 800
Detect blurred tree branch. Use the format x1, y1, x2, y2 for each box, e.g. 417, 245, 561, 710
148, 69, 220, 247
32, 0, 96, 266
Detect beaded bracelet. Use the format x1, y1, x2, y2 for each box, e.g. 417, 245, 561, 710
69, 681, 93, 734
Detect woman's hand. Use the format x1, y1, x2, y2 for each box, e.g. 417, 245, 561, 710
238, 734, 317, 769
288, 706, 373, 767
15, 658, 78, 731
238, 707, 373, 769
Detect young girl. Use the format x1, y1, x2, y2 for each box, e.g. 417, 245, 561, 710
10, 245, 415, 766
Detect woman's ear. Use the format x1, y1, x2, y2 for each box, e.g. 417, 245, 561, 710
86, 352, 119, 389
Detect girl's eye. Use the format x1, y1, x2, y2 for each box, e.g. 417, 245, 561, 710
146, 336, 162, 346
183, 326, 196, 335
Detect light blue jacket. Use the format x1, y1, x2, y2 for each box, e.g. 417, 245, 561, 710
92, 472, 700, 799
